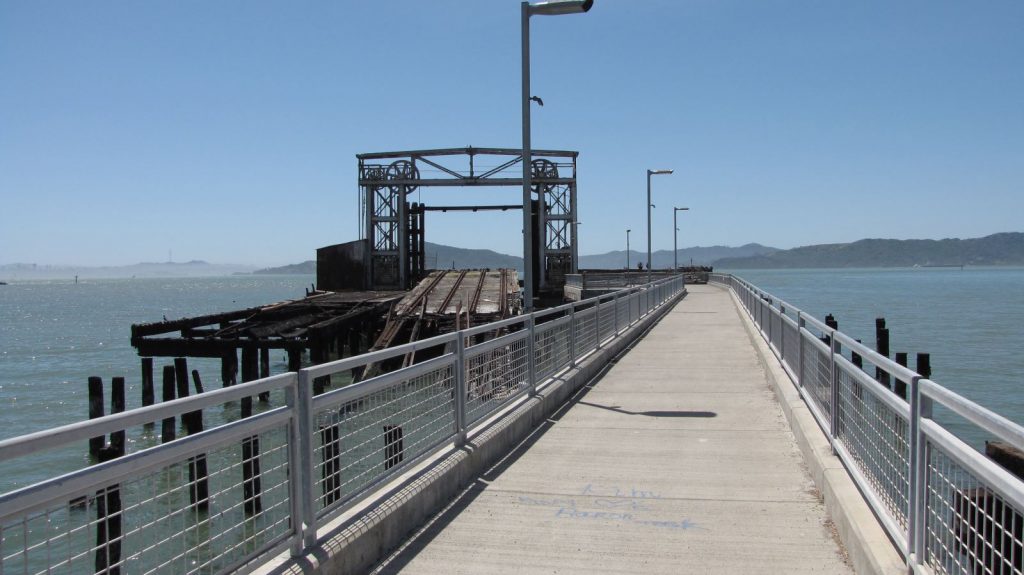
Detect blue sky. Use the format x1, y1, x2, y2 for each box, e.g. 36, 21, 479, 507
2, 0, 1022, 266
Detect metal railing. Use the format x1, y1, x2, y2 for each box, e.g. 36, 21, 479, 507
0, 276, 685, 575
711, 273, 1024, 575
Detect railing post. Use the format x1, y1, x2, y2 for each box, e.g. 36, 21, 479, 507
629, 290, 635, 326
908, 374, 924, 568
297, 368, 317, 550
779, 304, 786, 360
569, 305, 577, 368
829, 330, 839, 454
527, 313, 537, 395
286, 378, 306, 556
454, 333, 467, 446
797, 312, 805, 390
596, 300, 603, 350
613, 292, 620, 335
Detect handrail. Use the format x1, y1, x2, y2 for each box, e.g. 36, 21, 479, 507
710, 272, 1024, 574
0, 273, 687, 575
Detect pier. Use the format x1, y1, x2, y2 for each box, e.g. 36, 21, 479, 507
3, 274, 1024, 575
362, 283, 858, 574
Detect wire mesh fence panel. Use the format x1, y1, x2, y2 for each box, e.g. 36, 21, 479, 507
925, 444, 1024, 575
597, 301, 616, 345
770, 308, 783, 353
463, 335, 529, 427
574, 307, 599, 358
781, 315, 800, 376
312, 362, 456, 518
801, 333, 833, 427
616, 297, 629, 333
835, 363, 910, 531
0, 424, 293, 575
534, 320, 571, 383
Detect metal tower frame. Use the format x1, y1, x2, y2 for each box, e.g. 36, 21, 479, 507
358, 147, 578, 291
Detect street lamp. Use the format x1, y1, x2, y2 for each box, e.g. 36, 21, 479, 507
626, 229, 631, 269
673, 207, 690, 271
522, 0, 593, 311
646, 169, 672, 281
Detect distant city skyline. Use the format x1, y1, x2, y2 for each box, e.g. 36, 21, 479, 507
2, 1, 1022, 267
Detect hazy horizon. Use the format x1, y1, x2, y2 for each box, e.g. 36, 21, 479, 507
4, 231, 1021, 272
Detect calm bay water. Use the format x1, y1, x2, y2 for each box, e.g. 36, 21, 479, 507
726, 267, 1024, 446
1, 268, 1022, 489
0, 275, 315, 494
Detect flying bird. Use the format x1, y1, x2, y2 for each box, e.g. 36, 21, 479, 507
530, 95, 544, 106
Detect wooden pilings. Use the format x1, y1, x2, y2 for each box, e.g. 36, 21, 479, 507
95, 450, 123, 574
851, 340, 863, 369
240, 345, 262, 516
221, 352, 238, 388
186, 370, 209, 511
894, 352, 909, 399
824, 315, 931, 404
288, 349, 302, 373
875, 318, 890, 390
140, 358, 154, 408
823, 314, 837, 348
161, 366, 176, 443
88, 376, 105, 458
95, 376, 126, 575
320, 423, 342, 505
916, 353, 931, 380
384, 425, 404, 470
110, 377, 126, 454
258, 348, 271, 402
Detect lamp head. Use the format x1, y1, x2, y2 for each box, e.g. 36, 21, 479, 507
648, 169, 673, 176
527, 0, 593, 16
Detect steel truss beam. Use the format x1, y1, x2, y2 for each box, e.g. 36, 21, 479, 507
358, 147, 578, 292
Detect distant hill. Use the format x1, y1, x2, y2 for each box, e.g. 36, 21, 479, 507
253, 261, 315, 275
716, 232, 1024, 269
423, 242, 523, 270
580, 243, 778, 270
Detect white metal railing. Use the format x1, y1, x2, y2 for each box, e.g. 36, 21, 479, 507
0, 275, 685, 575
711, 272, 1024, 575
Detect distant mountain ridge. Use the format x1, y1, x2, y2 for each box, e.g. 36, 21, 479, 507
716, 232, 1024, 269
252, 242, 779, 274
253, 261, 315, 275
579, 243, 778, 270
7, 233, 1021, 280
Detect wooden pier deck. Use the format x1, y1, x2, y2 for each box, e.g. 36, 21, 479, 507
369, 284, 853, 574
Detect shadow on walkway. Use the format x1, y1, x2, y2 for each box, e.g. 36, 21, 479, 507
575, 401, 716, 418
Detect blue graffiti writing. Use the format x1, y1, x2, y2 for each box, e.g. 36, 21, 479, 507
581, 483, 662, 499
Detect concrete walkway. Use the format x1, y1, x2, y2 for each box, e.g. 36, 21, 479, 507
370, 284, 853, 574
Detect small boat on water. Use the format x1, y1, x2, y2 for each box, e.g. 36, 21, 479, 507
0, 281, 8, 285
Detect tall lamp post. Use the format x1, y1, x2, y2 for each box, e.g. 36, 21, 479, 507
626, 229, 631, 269
522, 0, 593, 311
646, 169, 673, 281
673, 206, 690, 271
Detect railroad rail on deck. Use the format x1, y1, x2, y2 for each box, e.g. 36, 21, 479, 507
362, 269, 521, 378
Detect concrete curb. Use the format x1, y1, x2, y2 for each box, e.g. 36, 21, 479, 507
723, 285, 905, 575
255, 291, 684, 575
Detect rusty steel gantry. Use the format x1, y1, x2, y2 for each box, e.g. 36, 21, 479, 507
357, 147, 579, 293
